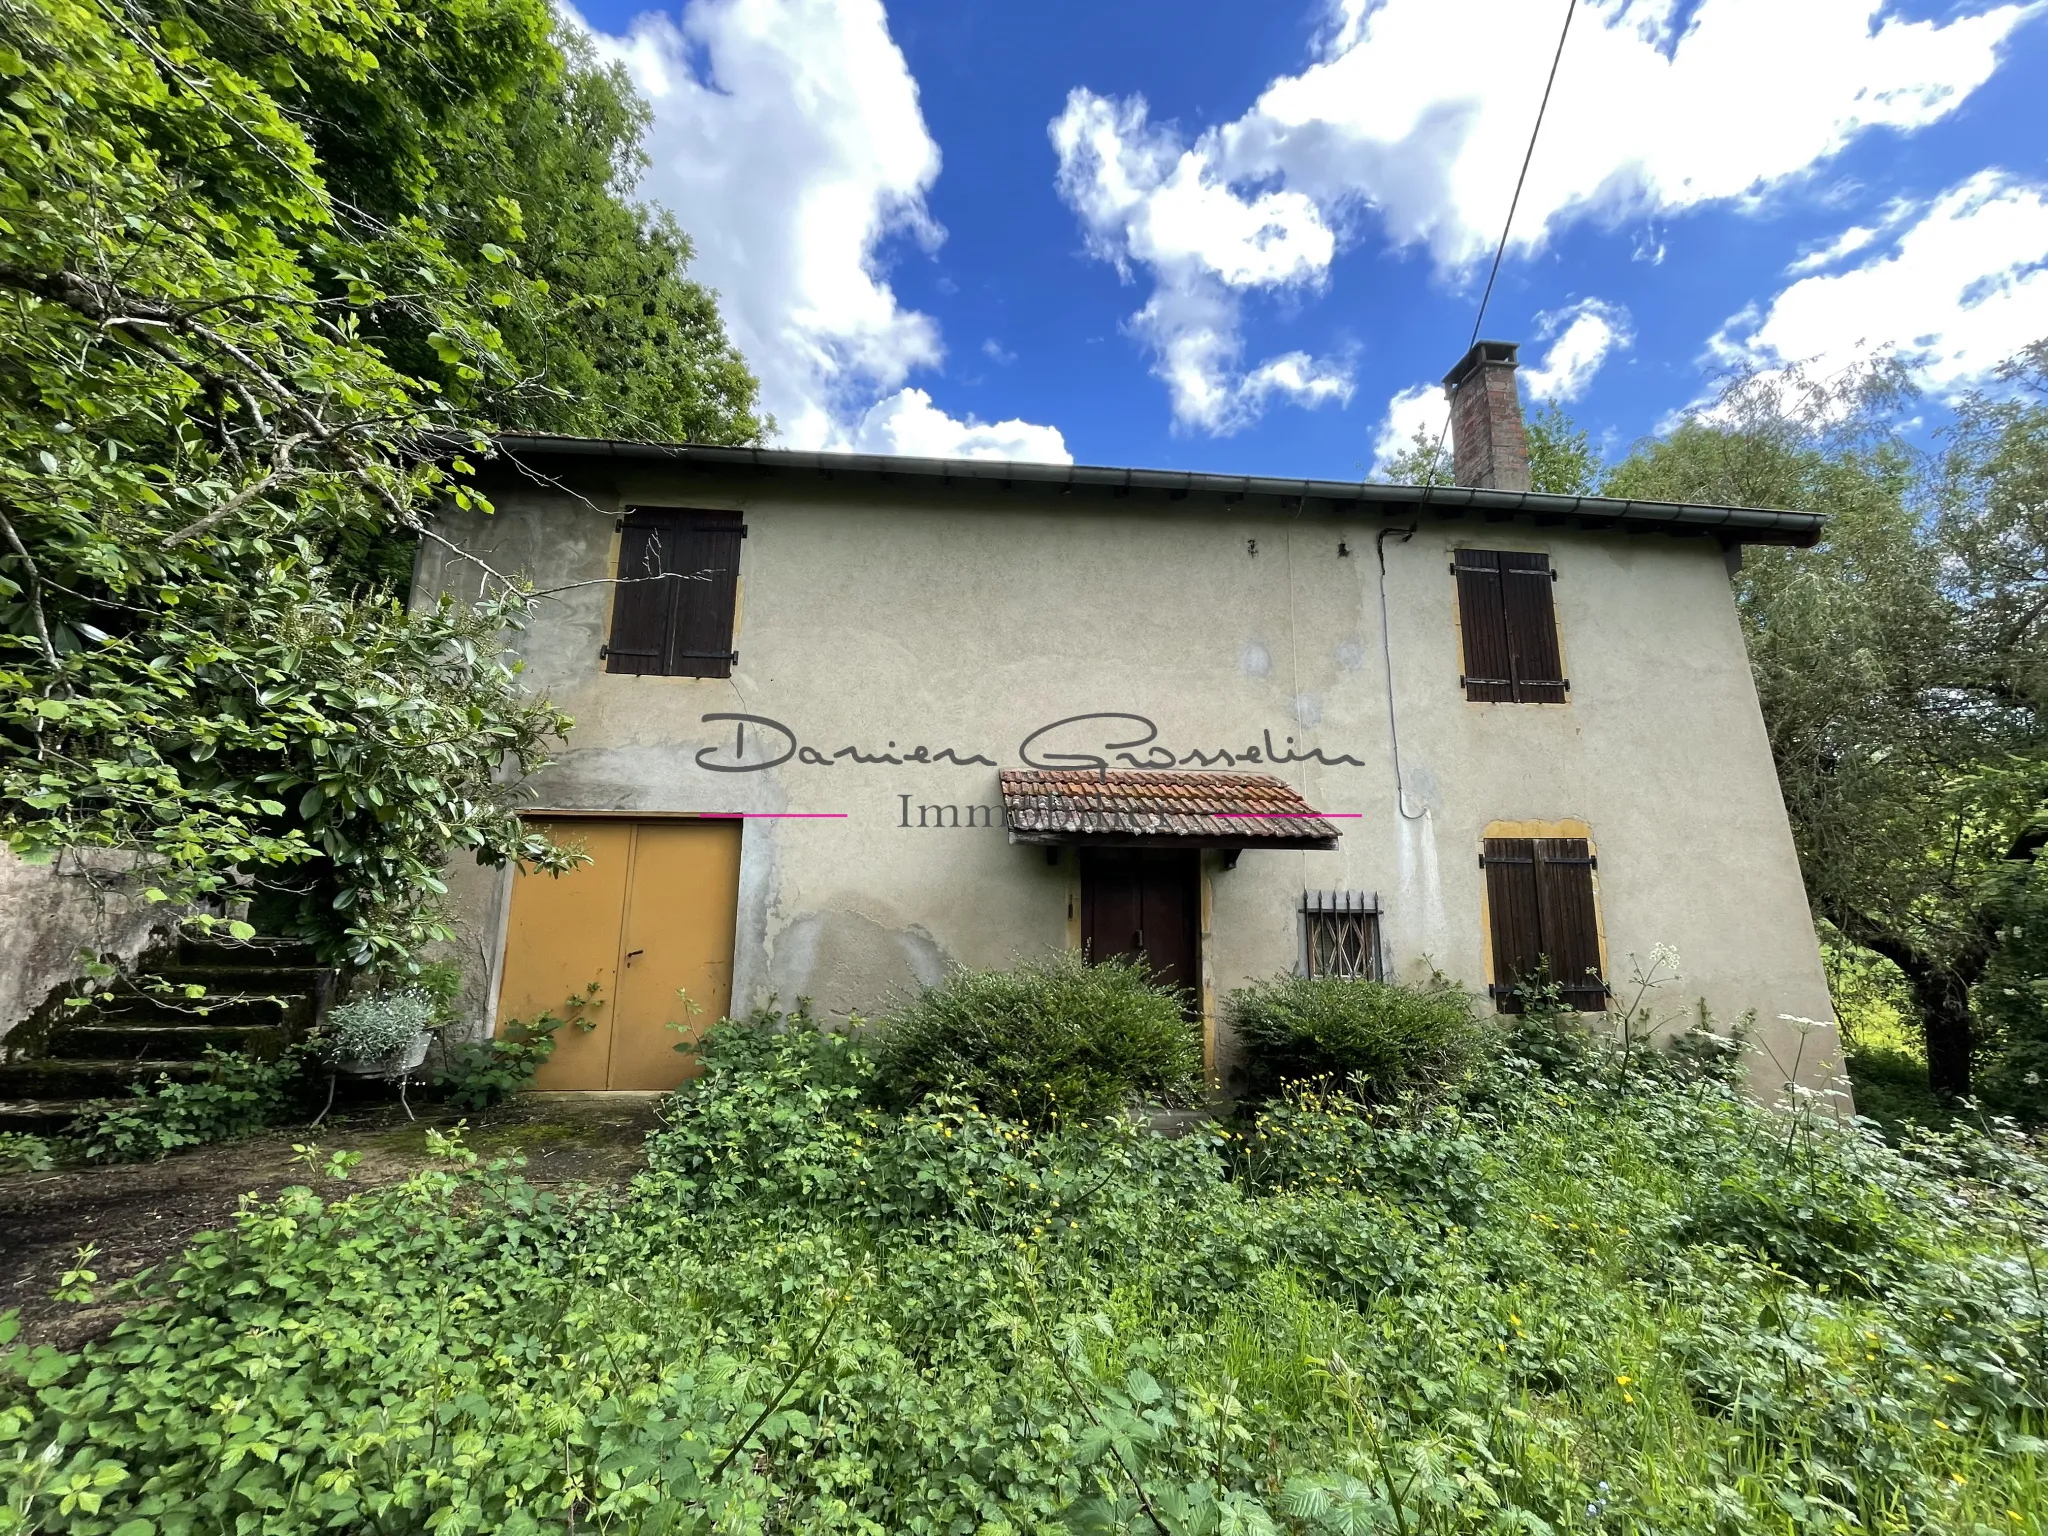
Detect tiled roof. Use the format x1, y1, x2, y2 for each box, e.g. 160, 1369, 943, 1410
1000, 769, 1341, 850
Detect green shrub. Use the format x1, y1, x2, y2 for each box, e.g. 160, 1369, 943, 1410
0, 1132, 55, 1173
431, 984, 597, 1110
1231, 1083, 1491, 1224
1675, 1161, 1902, 1294
1227, 974, 1483, 1102
65, 1047, 308, 1164
871, 952, 1200, 1125
9, 1014, 2048, 1535
432, 1019, 562, 1110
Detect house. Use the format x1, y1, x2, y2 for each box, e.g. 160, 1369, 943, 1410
418, 341, 1843, 1098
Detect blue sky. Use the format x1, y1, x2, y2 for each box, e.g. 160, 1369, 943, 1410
568, 0, 2048, 479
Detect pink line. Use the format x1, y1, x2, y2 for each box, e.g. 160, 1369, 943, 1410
698, 812, 848, 819
1211, 811, 1362, 819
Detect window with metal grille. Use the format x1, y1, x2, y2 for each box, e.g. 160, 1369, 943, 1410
1302, 890, 1382, 979
1481, 836, 1606, 1012
1453, 549, 1567, 703
602, 508, 745, 678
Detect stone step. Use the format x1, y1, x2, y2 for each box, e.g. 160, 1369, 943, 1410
178, 935, 321, 967
42, 1021, 291, 1061
0, 1057, 208, 1102
81, 990, 308, 1032
0, 1099, 87, 1137
150, 964, 333, 996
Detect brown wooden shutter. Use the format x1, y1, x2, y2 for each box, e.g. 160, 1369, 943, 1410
1533, 838, 1605, 1009
1483, 838, 1544, 1010
665, 516, 744, 679
604, 513, 678, 676
1457, 549, 1567, 703
1483, 835, 1605, 1011
1501, 553, 1566, 702
1455, 550, 1517, 703
604, 509, 744, 678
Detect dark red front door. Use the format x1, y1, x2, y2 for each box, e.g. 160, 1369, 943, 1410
1080, 849, 1200, 1013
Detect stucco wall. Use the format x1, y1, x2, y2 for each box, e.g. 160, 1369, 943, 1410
0, 847, 176, 1045
419, 469, 1845, 1101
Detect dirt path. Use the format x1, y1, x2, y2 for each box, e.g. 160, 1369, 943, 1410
0, 1092, 663, 1350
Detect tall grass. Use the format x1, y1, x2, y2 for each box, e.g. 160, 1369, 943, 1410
6, 1004, 2045, 1534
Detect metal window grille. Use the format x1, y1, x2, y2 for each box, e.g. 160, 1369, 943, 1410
1302, 890, 1381, 980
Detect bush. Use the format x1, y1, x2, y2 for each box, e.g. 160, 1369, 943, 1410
65, 1047, 308, 1163
432, 1020, 563, 1111
871, 952, 1201, 1125
1231, 1083, 1491, 1224
10, 1011, 2048, 1535
430, 985, 600, 1110
1227, 974, 1483, 1102
0, 1133, 55, 1173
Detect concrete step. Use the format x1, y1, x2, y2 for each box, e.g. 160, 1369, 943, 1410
177, 935, 321, 967
0, 1099, 88, 1137
150, 964, 333, 996
0, 1058, 208, 1102
81, 990, 307, 1032
42, 1022, 291, 1061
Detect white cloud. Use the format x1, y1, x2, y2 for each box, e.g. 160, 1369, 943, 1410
846, 388, 1072, 463
1522, 299, 1633, 402
1370, 382, 1446, 475
1713, 170, 2048, 394
573, 0, 1063, 457
1051, 0, 2028, 433
1050, 90, 1349, 434
1785, 224, 1879, 276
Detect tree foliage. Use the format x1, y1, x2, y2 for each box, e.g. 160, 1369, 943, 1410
0, 0, 757, 969
193, 1, 765, 442
1605, 359, 2048, 1104
1376, 395, 1596, 494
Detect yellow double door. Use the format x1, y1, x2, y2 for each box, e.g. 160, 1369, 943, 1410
496, 817, 741, 1091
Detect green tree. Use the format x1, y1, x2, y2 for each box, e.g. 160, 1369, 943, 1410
1376, 422, 1453, 487
1604, 361, 2046, 1099
1929, 343, 2048, 1111
1526, 400, 1597, 495
0, 0, 590, 969
1375, 395, 1597, 493
186, 0, 764, 443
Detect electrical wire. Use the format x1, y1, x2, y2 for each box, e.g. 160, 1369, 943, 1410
1380, 0, 1579, 822
1424, 0, 1580, 491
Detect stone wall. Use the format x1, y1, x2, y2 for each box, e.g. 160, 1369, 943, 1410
0, 847, 176, 1046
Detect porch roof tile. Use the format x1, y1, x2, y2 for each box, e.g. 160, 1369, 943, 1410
999, 769, 1341, 851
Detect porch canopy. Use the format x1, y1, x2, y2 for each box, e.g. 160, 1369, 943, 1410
1000, 769, 1341, 851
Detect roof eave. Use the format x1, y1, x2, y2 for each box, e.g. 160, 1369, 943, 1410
492, 434, 1824, 549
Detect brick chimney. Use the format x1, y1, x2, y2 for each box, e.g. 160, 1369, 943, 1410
1442, 340, 1530, 492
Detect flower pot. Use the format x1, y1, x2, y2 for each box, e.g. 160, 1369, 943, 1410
335, 1030, 432, 1078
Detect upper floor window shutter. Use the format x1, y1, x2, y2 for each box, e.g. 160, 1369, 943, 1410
1500, 553, 1567, 702
1455, 550, 1517, 703
604, 517, 674, 676
1455, 549, 1567, 703
1483, 835, 1605, 1011
604, 508, 744, 678
669, 517, 744, 679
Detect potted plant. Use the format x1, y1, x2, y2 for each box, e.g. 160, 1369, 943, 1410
311, 988, 439, 1123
